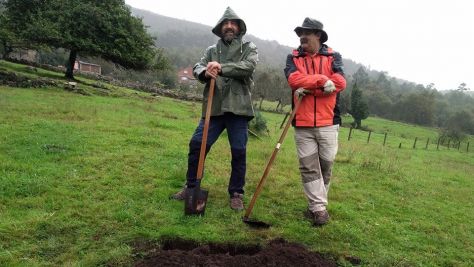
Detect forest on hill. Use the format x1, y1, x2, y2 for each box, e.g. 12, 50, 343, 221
131, 7, 363, 74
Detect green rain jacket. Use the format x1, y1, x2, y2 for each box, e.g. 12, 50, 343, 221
193, 7, 258, 119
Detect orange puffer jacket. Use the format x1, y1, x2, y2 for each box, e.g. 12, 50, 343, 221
284, 45, 346, 127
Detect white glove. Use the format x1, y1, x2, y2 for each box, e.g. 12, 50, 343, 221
295, 88, 312, 97
323, 80, 336, 94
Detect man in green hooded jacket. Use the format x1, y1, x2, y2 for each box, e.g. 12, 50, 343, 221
171, 7, 258, 210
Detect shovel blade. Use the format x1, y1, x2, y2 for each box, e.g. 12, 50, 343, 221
242, 216, 271, 229
184, 186, 208, 216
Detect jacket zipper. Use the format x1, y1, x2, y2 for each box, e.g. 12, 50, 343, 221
304, 58, 310, 74
319, 56, 323, 73
314, 56, 319, 127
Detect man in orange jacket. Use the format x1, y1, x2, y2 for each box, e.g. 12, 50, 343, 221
284, 18, 346, 226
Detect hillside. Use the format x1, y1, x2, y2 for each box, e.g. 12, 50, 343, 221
131, 7, 362, 75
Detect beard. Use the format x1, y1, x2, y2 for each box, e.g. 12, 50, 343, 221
223, 29, 237, 42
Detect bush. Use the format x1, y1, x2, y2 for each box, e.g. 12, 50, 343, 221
439, 128, 466, 145
249, 110, 268, 135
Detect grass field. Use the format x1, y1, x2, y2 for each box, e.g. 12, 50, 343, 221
1, 60, 474, 266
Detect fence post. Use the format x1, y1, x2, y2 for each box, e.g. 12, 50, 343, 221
367, 131, 372, 144
458, 141, 461, 150
447, 139, 451, 150
425, 138, 430, 149
280, 112, 290, 129
437, 137, 440, 150
467, 142, 470, 153
348, 127, 353, 141
399, 142, 402, 149
413, 137, 418, 149
383, 133, 387, 146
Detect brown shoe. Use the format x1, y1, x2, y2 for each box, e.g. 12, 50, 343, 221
312, 210, 330, 226
170, 187, 186, 200
230, 193, 244, 211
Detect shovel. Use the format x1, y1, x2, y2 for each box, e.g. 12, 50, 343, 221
184, 78, 215, 216
243, 93, 305, 228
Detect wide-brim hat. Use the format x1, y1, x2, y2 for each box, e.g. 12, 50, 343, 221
294, 17, 328, 43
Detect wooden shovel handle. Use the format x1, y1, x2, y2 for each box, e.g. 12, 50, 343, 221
244, 94, 303, 219
196, 78, 215, 180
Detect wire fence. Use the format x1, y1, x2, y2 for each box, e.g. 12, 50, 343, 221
275, 113, 471, 153
346, 127, 471, 153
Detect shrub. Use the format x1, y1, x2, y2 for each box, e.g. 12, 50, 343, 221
439, 128, 466, 146
249, 110, 268, 135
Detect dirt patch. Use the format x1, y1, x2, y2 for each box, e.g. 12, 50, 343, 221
132, 238, 351, 267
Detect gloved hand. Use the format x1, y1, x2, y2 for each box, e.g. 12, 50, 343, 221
323, 80, 336, 94
295, 88, 312, 97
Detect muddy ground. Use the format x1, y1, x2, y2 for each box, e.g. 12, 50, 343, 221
133, 238, 360, 266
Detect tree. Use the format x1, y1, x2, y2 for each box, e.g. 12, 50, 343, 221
254, 71, 272, 109
439, 109, 474, 143
338, 89, 351, 115
457, 82, 470, 91
426, 83, 436, 91
4, 0, 160, 79
365, 90, 392, 117
375, 71, 390, 90
0, 0, 17, 58
349, 83, 369, 128
433, 99, 450, 127
353, 66, 369, 87
254, 67, 290, 111
445, 110, 474, 135
393, 90, 435, 126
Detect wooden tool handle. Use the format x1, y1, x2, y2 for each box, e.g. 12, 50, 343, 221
244, 95, 303, 219
196, 79, 215, 180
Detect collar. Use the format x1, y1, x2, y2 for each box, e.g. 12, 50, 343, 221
294, 44, 332, 57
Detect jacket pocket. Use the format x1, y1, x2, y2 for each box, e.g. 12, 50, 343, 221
230, 79, 249, 95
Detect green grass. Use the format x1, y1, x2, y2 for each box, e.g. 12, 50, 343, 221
1, 60, 473, 266
253, 98, 291, 113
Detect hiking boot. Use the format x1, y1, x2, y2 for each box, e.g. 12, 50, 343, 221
170, 187, 186, 200
312, 210, 330, 226
230, 193, 244, 211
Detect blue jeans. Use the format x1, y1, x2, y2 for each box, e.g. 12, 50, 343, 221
186, 113, 248, 195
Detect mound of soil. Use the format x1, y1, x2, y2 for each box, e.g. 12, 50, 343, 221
133, 238, 342, 267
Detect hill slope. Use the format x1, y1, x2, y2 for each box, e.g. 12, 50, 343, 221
131, 7, 362, 74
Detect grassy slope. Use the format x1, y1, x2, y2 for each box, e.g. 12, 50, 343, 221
1, 60, 473, 266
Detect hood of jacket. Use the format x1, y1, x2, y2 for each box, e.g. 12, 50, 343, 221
211, 7, 247, 38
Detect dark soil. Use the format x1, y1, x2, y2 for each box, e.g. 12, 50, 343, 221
132, 238, 349, 267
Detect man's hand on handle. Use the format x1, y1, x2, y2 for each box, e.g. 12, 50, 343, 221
205, 61, 221, 79
295, 88, 312, 97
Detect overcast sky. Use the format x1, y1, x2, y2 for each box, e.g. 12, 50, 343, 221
125, 0, 474, 90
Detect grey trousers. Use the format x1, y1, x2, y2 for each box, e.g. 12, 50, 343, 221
294, 125, 339, 212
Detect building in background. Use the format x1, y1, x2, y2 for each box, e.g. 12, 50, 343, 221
74, 60, 101, 75
9, 49, 37, 62
177, 67, 196, 84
